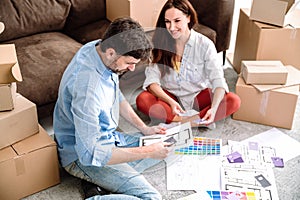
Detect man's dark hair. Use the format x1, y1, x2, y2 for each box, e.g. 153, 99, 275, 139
101, 17, 153, 61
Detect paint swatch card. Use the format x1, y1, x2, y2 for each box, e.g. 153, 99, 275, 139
271, 157, 284, 168
177, 190, 257, 200
255, 174, 271, 188
206, 190, 257, 200
175, 137, 221, 155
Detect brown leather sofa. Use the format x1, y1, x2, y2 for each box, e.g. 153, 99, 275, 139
0, 0, 111, 118
0, 0, 235, 119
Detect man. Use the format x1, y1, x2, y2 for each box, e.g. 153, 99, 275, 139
54, 18, 171, 200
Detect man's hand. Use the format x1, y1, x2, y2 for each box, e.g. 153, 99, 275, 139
146, 141, 173, 159
140, 125, 167, 136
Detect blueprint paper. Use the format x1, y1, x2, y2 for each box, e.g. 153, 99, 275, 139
166, 155, 221, 191
241, 128, 300, 162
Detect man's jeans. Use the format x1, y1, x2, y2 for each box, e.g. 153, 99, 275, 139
64, 132, 162, 200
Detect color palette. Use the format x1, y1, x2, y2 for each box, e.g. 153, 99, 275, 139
175, 137, 221, 155
206, 190, 257, 200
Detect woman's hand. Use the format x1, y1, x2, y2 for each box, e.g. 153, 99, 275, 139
169, 100, 185, 115
201, 107, 217, 124
201, 87, 225, 124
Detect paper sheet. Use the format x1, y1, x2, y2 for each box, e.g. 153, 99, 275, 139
221, 141, 279, 200
241, 128, 300, 161
166, 155, 221, 191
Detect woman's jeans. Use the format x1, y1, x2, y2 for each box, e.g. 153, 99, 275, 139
64, 132, 162, 200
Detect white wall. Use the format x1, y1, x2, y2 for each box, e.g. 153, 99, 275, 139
228, 0, 252, 53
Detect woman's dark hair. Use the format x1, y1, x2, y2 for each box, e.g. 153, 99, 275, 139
152, 0, 198, 72
101, 17, 153, 61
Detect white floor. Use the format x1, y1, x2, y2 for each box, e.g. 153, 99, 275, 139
228, 0, 252, 53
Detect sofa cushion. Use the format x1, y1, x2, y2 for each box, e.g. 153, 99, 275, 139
5, 32, 82, 108
0, 0, 71, 42
64, 0, 107, 31
65, 20, 110, 44
193, 24, 217, 45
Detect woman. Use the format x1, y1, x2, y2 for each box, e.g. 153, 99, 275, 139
136, 0, 240, 127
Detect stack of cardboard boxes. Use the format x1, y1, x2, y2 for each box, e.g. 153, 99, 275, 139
233, 60, 300, 129
230, 0, 300, 130
232, 0, 300, 73
0, 44, 60, 200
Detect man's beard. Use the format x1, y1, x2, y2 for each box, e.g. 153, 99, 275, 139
112, 68, 129, 76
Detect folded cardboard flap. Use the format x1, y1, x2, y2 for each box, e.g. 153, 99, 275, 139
11, 63, 23, 82
0, 146, 16, 163
0, 125, 56, 166
0, 44, 23, 83
11, 125, 57, 177
253, 65, 300, 91
0, 22, 4, 34
12, 125, 56, 154
250, 0, 295, 27
0, 83, 16, 111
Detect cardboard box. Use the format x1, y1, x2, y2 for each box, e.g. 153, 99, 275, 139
232, 8, 300, 73
241, 61, 288, 84
0, 94, 39, 150
250, 0, 295, 27
0, 82, 17, 111
233, 77, 299, 129
252, 65, 300, 92
0, 44, 23, 84
106, 0, 167, 29
0, 125, 60, 200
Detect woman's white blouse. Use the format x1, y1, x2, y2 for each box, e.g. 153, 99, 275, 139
143, 29, 229, 110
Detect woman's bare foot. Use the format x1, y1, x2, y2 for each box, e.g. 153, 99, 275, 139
172, 114, 191, 122
180, 114, 200, 125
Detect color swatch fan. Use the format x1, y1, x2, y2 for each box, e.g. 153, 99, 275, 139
175, 137, 221, 155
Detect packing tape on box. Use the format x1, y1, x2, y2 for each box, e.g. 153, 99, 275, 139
14, 157, 26, 176
290, 27, 297, 39
259, 91, 270, 116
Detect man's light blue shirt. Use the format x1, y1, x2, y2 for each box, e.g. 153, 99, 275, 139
53, 40, 125, 167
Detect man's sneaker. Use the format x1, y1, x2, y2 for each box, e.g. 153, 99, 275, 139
206, 122, 216, 130
81, 179, 110, 199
